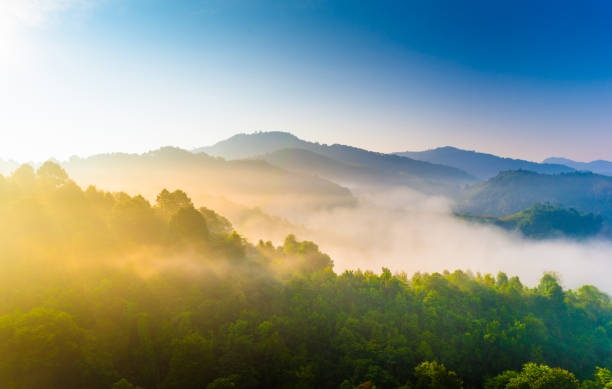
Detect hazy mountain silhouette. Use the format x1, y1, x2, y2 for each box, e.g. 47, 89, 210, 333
195, 132, 475, 187
544, 157, 612, 176
396, 146, 574, 179
254, 148, 464, 194
460, 170, 612, 219
63, 146, 356, 217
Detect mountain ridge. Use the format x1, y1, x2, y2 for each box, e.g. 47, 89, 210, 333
195, 132, 476, 188
396, 146, 575, 179
544, 157, 612, 176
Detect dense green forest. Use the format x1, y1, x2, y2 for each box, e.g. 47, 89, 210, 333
1, 162, 612, 389
459, 203, 604, 239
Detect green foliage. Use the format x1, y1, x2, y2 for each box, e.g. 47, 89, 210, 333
413, 361, 463, 388
0, 308, 113, 389
459, 203, 604, 239
156, 189, 193, 219
199, 206, 234, 234
161, 333, 216, 389
169, 207, 209, 243
0, 164, 612, 389
462, 170, 612, 220
488, 363, 579, 388
111, 378, 142, 389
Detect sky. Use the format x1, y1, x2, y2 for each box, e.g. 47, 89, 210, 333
1, 0, 612, 162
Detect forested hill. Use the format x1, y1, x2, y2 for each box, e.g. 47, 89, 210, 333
458, 203, 605, 239
1, 162, 612, 389
63, 146, 355, 216
195, 132, 475, 185
396, 146, 574, 180
461, 170, 612, 219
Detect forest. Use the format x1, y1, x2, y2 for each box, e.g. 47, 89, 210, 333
1, 162, 612, 389
458, 203, 605, 239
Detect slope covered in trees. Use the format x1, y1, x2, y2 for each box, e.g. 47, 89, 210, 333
460, 170, 612, 219
459, 203, 605, 239
396, 146, 574, 180
1, 163, 612, 388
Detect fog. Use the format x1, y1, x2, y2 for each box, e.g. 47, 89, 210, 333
24, 150, 612, 294
231, 187, 612, 294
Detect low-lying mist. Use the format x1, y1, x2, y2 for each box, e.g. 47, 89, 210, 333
231, 187, 612, 294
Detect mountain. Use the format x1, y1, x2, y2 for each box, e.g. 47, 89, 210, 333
254, 148, 461, 194
544, 157, 612, 176
195, 131, 308, 159
459, 203, 604, 239
460, 170, 612, 219
395, 146, 575, 179
62, 146, 356, 217
195, 132, 476, 189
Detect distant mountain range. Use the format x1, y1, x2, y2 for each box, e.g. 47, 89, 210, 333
195, 132, 476, 192
460, 170, 612, 219
395, 146, 575, 179
544, 157, 612, 176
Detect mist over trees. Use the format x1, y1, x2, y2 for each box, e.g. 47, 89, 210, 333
1, 163, 612, 388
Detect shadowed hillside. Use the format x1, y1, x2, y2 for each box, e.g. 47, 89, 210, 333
255, 148, 464, 195
459, 203, 604, 239
544, 157, 612, 176
460, 170, 612, 219
397, 146, 574, 179
195, 132, 475, 189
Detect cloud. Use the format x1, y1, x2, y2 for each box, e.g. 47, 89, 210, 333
232, 187, 612, 294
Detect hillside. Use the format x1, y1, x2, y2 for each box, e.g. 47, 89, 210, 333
396, 146, 574, 179
196, 132, 475, 187
1, 164, 611, 388
459, 203, 604, 239
62, 146, 356, 217
544, 157, 612, 176
255, 148, 462, 194
460, 170, 612, 218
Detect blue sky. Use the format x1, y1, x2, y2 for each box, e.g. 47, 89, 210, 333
1, 0, 612, 162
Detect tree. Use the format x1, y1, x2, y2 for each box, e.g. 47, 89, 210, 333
581, 367, 612, 389
497, 363, 579, 389
162, 333, 216, 389
111, 378, 142, 389
156, 189, 193, 219
36, 161, 68, 187
10, 163, 36, 189
169, 207, 209, 243
0, 308, 112, 389
412, 361, 463, 389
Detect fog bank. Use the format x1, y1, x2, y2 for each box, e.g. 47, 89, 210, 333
237, 187, 612, 294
